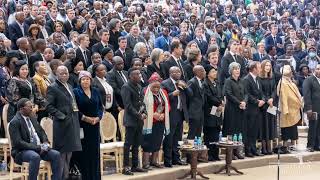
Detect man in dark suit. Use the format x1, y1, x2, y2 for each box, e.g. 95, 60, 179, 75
264, 24, 284, 56
45, 7, 58, 36
46, 66, 82, 180
75, 34, 92, 69
63, 8, 75, 38
194, 27, 208, 55
114, 36, 134, 70
219, 39, 246, 85
50, 32, 65, 59
25, 5, 38, 26
303, 64, 320, 152
17, 37, 30, 62
107, 56, 128, 109
29, 39, 46, 77
261, 9, 277, 22
9, 98, 61, 180
126, 25, 146, 50
243, 61, 265, 157
253, 43, 266, 62
162, 66, 188, 167
92, 29, 114, 54
231, 8, 243, 26
121, 68, 148, 175
163, 41, 187, 80
8, 12, 29, 50
300, 9, 316, 28
187, 65, 206, 139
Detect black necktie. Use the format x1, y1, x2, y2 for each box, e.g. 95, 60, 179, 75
118, 71, 127, 83
83, 50, 88, 65
177, 59, 185, 79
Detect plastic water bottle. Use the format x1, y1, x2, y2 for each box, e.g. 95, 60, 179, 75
238, 133, 244, 156
238, 133, 243, 145
0, 161, 7, 175
233, 134, 238, 143
198, 137, 202, 149
219, 131, 222, 142
194, 137, 198, 149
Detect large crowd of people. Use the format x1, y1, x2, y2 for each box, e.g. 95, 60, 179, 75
1, 0, 320, 179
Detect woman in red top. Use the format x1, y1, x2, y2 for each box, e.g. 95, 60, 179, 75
142, 72, 170, 170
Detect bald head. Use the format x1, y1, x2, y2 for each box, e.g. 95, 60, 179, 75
169, 66, 181, 80
56, 66, 69, 83
113, 56, 124, 71
193, 65, 206, 79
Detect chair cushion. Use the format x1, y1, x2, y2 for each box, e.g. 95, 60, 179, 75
0, 138, 9, 144
100, 143, 117, 149
113, 141, 124, 148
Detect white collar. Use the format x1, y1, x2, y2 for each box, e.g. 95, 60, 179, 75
250, 72, 257, 80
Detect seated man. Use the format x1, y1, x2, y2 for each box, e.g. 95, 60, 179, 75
9, 98, 61, 180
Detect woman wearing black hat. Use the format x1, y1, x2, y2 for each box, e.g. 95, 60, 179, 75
6, 60, 46, 122
101, 47, 114, 71
66, 58, 85, 88
203, 52, 223, 161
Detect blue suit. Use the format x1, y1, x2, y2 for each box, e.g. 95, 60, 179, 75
264, 35, 284, 56
154, 35, 172, 52
8, 22, 29, 50
195, 38, 208, 55
252, 53, 265, 62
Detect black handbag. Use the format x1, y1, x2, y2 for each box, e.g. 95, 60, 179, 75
68, 164, 82, 180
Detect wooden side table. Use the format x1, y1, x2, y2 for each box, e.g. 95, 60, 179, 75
177, 148, 209, 179
214, 143, 244, 176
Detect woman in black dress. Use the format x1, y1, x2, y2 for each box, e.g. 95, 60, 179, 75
146, 48, 166, 79
203, 52, 223, 161
223, 62, 247, 159
73, 70, 103, 180
6, 60, 46, 122
259, 60, 277, 155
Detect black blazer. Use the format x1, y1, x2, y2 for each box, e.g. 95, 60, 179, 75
25, 17, 35, 26
203, 78, 223, 127
92, 77, 117, 111
163, 56, 188, 80
45, 19, 55, 36
51, 44, 65, 59
195, 39, 208, 55
9, 112, 48, 160
75, 48, 92, 69
219, 53, 246, 85
92, 42, 114, 54
187, 77, 205, 121
29, 51, 44, 77
243, 74, 265, 109
114, 48, 134, 71
161, 78, 189, 122
106, 68, 128, 108
303, 75, 320, 113
8, 22, 29, 50
120, 81, 145, 127
146, 62, 166, 79
63, 20, 73, 38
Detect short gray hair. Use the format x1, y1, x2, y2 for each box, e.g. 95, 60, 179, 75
228, 62, 241, 75
150, 48, 163, 63
133, 42, 147, 56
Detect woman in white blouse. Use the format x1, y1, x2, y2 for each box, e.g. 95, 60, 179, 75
92, 63, 117, 113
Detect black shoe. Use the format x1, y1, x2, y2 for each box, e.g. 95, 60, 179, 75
142, 165, 152, 170
232, 155, 238, 160
252, 150, 264, 156
122, 168, 134, 175
164, 162, 173, 168
214, 156, 221, 161
314, 147, 320, 151
307, 147, 314, 152
245, 153, 254, 158
280, 146, 290, 154
150, 163, 163, 168
234, 152, 244, 159
173, 160, 187, 165
131, 167, 148, 173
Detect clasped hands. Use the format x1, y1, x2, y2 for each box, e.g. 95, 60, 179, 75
153, 112, 165, 121
82, 115, 99, 125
